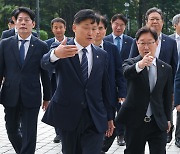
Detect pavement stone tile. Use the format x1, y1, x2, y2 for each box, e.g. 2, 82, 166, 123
0, 104, 180, 154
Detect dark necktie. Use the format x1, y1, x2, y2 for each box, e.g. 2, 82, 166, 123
81, 48, 88, 85
115, 36, 121, 52
19, 40, 27, 65
146, 63, 156, 117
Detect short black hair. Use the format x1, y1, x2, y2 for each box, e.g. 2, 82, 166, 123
8, 18, 14, 24
11, 8, 18, 17
135, 26, 158, 41
14, 7, 35, 21
51, 17, 66, 27
73, 9, 100, 25
111, 14, 127, 25
145, 7, 164, 21
99, 15, 108, 29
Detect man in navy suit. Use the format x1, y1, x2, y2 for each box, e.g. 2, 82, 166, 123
41, 9, 115, 154
170, 14, 180, 148
1, 8, 38, 39
129, 7, 178, 143
93, 15, 126, 153
104, 13, 133, 146
117, 26, 172, 154
0, 7, 51, 154
45, 17, 69, 143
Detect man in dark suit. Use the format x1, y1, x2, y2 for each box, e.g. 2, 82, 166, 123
104, 14, 133, 62
104, 13, 133, 146
93, 15, 126, 153
45, 17, 69, 143
0, 7, 51, 154
170, 14, 180, 148
129, 7, 178, 143
41, 9, 115, 154
1, 8, 38, 39
117, 26, 172, 154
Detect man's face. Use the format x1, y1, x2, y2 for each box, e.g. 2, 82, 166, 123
95, 21, 106, 42
16, 12, 35, 38
72, 19, 98, 47
174, 22, 180, 35
146, 12, 163, 35
136, 32, 158, 57
111, 19, 126, 36
52, 22, 66, 40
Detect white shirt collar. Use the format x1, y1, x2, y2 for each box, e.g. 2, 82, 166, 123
74, 39, 91, 53
112, 33, 123, 40
175, 33, 180, 39
55, 35, 66, 43
18, 34, 32, 41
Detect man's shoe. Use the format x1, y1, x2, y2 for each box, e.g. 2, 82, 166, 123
117, 135, 126, 146
167, 125, 174, 143
53, 135, 61, 143
175, 138, 180, 148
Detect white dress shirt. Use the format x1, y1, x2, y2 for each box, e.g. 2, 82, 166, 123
50, 39, 93, 77
18, 34, 31, 58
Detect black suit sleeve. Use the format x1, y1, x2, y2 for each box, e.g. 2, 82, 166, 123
129, 39, 139, 58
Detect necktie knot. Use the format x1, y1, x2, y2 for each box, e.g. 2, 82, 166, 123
82, 48, 87, 54
20, 39, 28, 44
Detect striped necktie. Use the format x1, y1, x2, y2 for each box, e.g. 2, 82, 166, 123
81, 48, 88, 85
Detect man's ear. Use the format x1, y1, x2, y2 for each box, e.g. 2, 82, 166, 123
72, 24, 76, 33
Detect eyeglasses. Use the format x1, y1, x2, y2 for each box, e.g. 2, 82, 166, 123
148, 18, 162, 22
137, 42, 155, 46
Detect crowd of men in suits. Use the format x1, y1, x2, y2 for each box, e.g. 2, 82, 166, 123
0, 5, 180, 154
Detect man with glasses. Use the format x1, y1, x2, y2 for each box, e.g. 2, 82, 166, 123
129, 7, 178, 143
117, 26, 172, 154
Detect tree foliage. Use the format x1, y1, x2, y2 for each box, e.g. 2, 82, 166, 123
0, 0, 180, 38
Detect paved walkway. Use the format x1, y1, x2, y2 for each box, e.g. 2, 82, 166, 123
0, 105, 180, 154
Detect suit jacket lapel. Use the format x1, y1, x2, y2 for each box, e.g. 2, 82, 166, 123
68, 39, 84, 84
159, 34, 166, 59
23, 36, 36, 67
87, 45, 99, 83
12, 36, 21, 68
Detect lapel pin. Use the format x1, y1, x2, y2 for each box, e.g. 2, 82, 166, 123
163, 40, 165, 42
162, 65, 164, 67
97, 55, 99, 58
31, 44, 34, 47
125, 42, 127, 43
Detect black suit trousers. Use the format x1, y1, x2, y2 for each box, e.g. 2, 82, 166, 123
4, 101, 40, 154
124, 116, 167, 154
61, 108, 104, 154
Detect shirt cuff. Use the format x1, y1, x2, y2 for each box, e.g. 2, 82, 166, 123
136, 62, 144, 73
50, 49, 59, 62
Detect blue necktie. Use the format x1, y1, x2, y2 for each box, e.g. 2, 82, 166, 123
81, 48, 88, 85
19, 40, 27, 65
115, 36, 121, 52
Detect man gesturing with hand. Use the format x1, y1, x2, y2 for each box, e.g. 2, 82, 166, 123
116, 26, 172, 154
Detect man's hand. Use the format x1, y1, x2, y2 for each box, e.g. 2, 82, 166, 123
138, 52, 154, 69
118, 98, 125, 104
176, 105, 180, 112
105, 120, 115, 137
42, 101, 49, 111
167, 121, 171, 133
54, 39, 78, 58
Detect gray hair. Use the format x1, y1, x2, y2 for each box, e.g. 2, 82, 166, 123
172, 14, 180, 25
